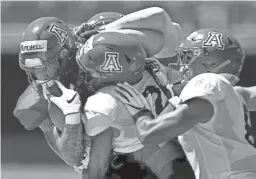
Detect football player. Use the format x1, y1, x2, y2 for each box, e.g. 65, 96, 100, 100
14, 12, 164, 176
60, 31, 193, 179
65, 7, 194, 179
92, 7, 195, 178
114, 28, 256, 179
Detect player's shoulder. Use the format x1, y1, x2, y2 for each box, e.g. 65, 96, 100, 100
84, 86, 118, 136
15, 85, 44, 110
13, 85, 49, 130
190, 73, 229, 85
187, 73, 230, 89
85, 86, 118, 116
181, 73, 231, 102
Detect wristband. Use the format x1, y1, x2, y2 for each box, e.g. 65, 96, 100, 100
133, 108, 154, 122
65, 112, 81, 125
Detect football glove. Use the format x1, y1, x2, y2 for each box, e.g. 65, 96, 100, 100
48, 81, 81, 116
74, 22, 103, 44
114, 82, 154, 121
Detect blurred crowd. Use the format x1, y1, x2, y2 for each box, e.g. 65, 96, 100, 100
2, 1, 256, 53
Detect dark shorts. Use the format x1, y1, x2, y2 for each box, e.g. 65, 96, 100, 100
108, 139, 195, 179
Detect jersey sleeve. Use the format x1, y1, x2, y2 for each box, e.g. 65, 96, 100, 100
13, 85, 49, 130
177, 73, 230, 104
84, 91, 117, 136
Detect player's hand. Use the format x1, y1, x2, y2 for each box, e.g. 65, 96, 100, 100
146, 58, 169, 86
74, 22, 103, 44
114, 82, 154, 121
48, 81, 81, 116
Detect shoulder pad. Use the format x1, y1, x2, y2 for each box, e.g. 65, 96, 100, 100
180, 73, 230, 103
85, 89, 117, 116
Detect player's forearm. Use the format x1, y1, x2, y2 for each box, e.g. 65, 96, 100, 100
136, 107, 191, 145
57, 113, 85, 166
39, 119, 65, 160
104, 7, 167, 33
104, 6, 183, 58
88, 128, 113, 179
89, 169, 108, 179
88, 158, 109, 179
105, 29, 164, 57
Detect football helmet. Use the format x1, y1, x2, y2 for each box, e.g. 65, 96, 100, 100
76, 32, 146, 90
19, 17, 76, 87
174, 28, 245, 83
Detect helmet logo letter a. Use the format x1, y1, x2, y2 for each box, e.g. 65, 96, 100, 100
49, 24, 68, 45
100, 52, 122, 72
203, 32, 225, 50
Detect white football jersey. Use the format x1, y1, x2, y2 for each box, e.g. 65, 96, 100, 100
176, 73, 256, 179
84, 70, 169, 153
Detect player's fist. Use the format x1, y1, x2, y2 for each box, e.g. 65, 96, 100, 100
48, 81, 81, 116
74, 22, 102, 44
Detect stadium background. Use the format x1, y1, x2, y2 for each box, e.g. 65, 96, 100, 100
2, 1, 256, 179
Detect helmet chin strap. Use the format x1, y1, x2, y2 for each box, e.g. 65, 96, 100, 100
209, 59, 240, 86
211, 60, 231, 73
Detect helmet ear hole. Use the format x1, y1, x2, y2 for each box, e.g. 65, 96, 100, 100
124, 54, 132, 64
60, 48, 68, 58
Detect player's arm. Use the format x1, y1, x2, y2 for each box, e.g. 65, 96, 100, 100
39, 116, 84, 166
87, 127, 113, 179
38, 118, 64, 159
103, 7, 184, 58
85, 112, 114, 179
235, 86, 256, 111
104, 29, 164, 57
46, 81, 86, 166
135, 98, 213, 145
53, 114, 85, 166
115, 74, 226, 145
84, 93, 117, 179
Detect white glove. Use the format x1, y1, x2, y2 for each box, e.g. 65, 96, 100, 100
49, 81, 81, 116
168, 96, 182, 109
114, 82, 154, 121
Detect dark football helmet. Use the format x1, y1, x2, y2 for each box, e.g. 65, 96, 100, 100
173, 28, 245, 84
76, 31, 146, 90
19, 17, 76, 87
